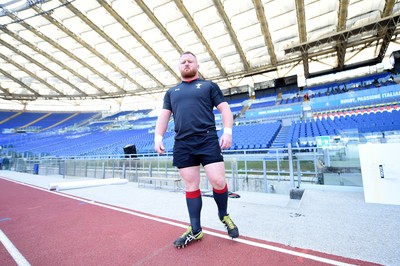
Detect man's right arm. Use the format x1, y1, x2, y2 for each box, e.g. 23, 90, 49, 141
154, 109, 172, 154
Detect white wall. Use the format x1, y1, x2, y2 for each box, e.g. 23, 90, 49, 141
359, 143, 400, 205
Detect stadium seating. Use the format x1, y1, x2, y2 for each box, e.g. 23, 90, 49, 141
1, 72, 399, 157
0, 111, 99, 132
217, 122, 281, 150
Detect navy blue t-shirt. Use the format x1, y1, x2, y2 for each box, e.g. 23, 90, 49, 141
163, 79, 226, 140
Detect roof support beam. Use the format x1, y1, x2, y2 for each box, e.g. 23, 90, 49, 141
1, 27, 107, 96
377, 0, 397, 62
295, 0, 308, 77
0, 38, 87, 96
4, 11, 128, 96
302, 52, 310, 79
252, 0, 277, 66
212, 0, 249, 71
285, 15, 400, 54
336, 0, 349, 71
0, 84, 12, 97
383, 0, 396, 17
0, 53, 64, 96
336, 36, 347, 71
295, 0, 307, 43
377, 20, 397, 62
174, 0, 227, 77
55, 1, 153, 90
134, 0, 207, 80
98, 0, 180, 83
134, 0, 183, 55
0, 68, 39, 97
337, 0, 349, 31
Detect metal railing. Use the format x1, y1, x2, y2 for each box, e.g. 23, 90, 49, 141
7, 143, 364, 194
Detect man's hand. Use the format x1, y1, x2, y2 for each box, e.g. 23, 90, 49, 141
154, 135, 165, 154
219, 133, 232, 150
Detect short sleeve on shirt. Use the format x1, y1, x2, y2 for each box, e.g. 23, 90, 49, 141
163, 90, 172, 111
210, 82, 226, 107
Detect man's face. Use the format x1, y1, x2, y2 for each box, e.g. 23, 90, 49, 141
179, 54, 199, 79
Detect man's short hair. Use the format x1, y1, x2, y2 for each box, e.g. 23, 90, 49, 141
181, 51, 197, 58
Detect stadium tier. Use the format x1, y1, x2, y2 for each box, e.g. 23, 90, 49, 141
0, 112, 99, 133
1, 73, 399, 157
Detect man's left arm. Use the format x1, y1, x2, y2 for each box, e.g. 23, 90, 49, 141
216, 102, 233, 150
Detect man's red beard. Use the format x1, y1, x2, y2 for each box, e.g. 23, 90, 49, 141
180, 68, 197, 79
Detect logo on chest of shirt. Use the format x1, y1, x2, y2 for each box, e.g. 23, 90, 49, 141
174, 88, 180, 91
195, 83, 202, 89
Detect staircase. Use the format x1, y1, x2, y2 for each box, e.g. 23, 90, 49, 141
236, 95, 256, 119
0, 111, 23, 125
39, 113, 80, 132
270, 125, 291, 149
17, 112, 52, 131
77, 112, 102, 127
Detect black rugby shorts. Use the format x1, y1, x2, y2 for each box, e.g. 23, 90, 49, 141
173, 131, 224, 168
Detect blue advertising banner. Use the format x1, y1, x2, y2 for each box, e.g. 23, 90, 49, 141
311, 84, 400, 110
246, 104, 302, 117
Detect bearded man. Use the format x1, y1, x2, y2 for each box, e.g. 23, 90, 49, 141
154, 51, 239, 248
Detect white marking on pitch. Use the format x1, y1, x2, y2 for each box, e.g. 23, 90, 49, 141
1, 177, 356, 266
0, 230, 31, 266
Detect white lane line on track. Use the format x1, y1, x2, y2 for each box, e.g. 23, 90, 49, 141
1, 177, 356, 266
0, 230, 31, 266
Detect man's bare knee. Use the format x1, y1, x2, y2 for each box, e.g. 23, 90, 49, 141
211, 178, 226, 190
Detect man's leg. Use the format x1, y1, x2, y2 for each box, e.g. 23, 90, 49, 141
213, 184, 228, 219
186, 189, 202, 234
173, 166, 204, 248
204, 162, 228, 217
179, 166, 202, 233
204, 162, 239, 238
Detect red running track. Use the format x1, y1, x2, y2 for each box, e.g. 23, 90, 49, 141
0, 178, 380, 266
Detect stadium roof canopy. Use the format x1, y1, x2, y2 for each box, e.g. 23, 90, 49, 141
0, 0, 400, 105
